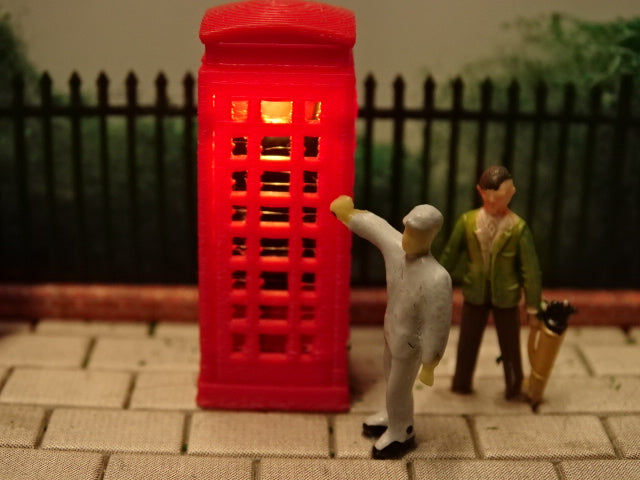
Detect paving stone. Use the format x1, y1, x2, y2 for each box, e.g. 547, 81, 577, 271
413, 460, 559, 480
537, 376, 640, 414
0, 334, 90, 368
0, 447, 104, 480
37, 319, 149, 337
0, 320, 33, 334
559, 460, 640, 480
605, 415, 640, 458
129, 371, 197, 410
475, 415, 615, 459
188, 411, 329, 457
352, 376, 531, 416
154, 322, 199, 339
334, 414, 475, 459
259, 457, 408, 480
581, 345, 640, 376
0, 368, 131, 408
563, 327, 629, 346
42, 408, 185, 453
0, 405, 46, 447
88, 337, 199, 371
104, 453, 251, 480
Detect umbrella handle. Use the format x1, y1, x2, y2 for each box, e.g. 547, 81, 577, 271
527, 323, 540, 365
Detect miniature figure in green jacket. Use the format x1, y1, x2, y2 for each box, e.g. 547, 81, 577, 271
440, 165, 541, 399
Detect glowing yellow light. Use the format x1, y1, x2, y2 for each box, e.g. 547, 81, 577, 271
261, 101, 292, 123
305, 101, 321, 122
231, 100, 249, 122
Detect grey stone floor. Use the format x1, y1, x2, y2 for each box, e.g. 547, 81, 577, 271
0, 319, 639, 479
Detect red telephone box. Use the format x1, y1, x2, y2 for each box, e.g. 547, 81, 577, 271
197, 0, 356, 411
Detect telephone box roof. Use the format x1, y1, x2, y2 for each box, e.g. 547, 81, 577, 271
200, 0, 355, 47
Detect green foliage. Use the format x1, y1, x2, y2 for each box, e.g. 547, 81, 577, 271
462, 13, 640, 94
0, 13, 39, 103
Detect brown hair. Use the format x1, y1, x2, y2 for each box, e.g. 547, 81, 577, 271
478, 166, 512, 191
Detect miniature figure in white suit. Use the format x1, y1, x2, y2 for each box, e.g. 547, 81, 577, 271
331, 196, 452, 459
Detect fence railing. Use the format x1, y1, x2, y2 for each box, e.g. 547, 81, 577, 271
1, 72, 639, 287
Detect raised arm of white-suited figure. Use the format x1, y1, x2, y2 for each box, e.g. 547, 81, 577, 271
330, 195, 401, 258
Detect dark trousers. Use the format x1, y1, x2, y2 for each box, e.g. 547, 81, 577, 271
452, 302, 523, 398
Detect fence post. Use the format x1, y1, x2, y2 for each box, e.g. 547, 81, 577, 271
354, 74, 377, 284
420, 76, 435, 205
361, 74, 376, 210
125, 71, 141, 280
444, 77, 463, 236
575, 83, 603, 281
12, 74, 31, 279
182, 72, 197, 283
97, 72, 114, 280
391, 75, 406, 227
546, 82, 575, 281
502, 79, 520, 173
69, 72, 88, 280
608, 74, 633, 285
526, 81, 547, 225
40, 72, 58, 278
473, 78, 493, 207
155, 72, 169, 280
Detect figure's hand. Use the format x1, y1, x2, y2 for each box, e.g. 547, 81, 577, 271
330, 195, 356, 224
418, 356, 441, 387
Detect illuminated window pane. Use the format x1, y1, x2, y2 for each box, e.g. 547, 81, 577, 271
232, 237, 246, 256
302, 207, 317, 223
302, 238, 316, 258
259, 334, 287, 354
232, 271, 247, 289
232, 171, 247, 191
301, 273, 316, 291
301, 305, 315, 321
259, 304, 288, 320
305, 101, 321, 122
301, 335, 314, 355
261, 137, 291, 160
231, 304, 246, 319
303, 171, 318, 193
260, 238, 289, 257
232, 205, 247, 222
232, 333, 246, 353
260, 207, 289, 223
304, 137, 319, 158
260, 272, 288, 291
232, 137, 248, 157
261, 100, 292, 123
261, 171, 290, 192
231, 100, 249, 122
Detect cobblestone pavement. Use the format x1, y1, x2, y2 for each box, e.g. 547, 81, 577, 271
0, 319, 639, 479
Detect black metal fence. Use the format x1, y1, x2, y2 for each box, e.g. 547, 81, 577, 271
1, 72, 639, 287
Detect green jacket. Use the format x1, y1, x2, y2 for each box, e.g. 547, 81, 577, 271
440, 209, 541, 310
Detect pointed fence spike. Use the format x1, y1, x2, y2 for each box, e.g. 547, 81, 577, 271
183, 72, 195, 88
155, 72, 168, 105
364, 73, 376, 88
40, 71, 52, 86
97, 71, 109, 86
97, 72, 110, 105
424, 76, 436, 89
69, 72, 82, 103
69, 71, 82, 87
183, 73, 195, 105
155, 72, 168, 88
